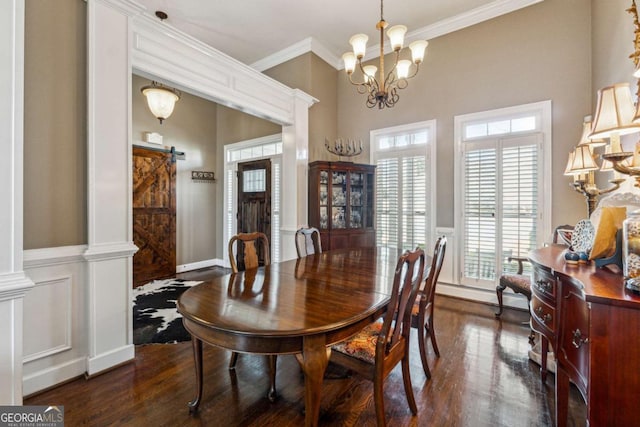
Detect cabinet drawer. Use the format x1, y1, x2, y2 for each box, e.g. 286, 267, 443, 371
532, 267, 556, 301
531, 294, 555, 334
558, 282, 589, 394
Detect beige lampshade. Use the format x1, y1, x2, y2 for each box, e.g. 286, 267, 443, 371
589, 83, 640, 139
569, 145, 599, 174
577, 116, 605, 148
564, 151, 576, 175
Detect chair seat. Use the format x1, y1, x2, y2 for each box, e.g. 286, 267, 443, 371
499, 273, 531, 297
332, 320, 383, 364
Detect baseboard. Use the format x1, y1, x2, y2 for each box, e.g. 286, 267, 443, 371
437, 282, 528, 311
176, 258, 225, 273
86, 344, 135, 376
22, 356, 86, 396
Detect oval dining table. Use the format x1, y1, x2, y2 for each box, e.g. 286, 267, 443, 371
177, 246, 405, 427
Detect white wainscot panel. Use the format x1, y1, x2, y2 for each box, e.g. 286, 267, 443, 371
22, 245, 87, 396
23, 277, 71, 361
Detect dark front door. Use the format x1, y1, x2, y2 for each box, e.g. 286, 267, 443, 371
236, 159, 271, 268
132, 146, 176, 287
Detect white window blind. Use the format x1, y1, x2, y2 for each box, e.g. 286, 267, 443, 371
372, 121, 434, 252
402, 156, 427, 249
463, 147, 497, 281
376, 158, 399, 248
461, 135, 540, 287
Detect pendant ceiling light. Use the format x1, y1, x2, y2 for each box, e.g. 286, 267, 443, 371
342, 0, 428, 109
141, 81, 181, 124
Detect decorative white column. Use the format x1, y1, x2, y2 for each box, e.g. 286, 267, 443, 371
0, 0, 34, 405
84, 0, 139, 375
280, 90, 317, 261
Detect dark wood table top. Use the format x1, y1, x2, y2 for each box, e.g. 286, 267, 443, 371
178, 246, 418, 426
178, 246, 404, 343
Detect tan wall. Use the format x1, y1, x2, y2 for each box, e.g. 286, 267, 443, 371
592, 0, 640, 185
264, 52, 339, 161
337, 0, 592, 228
133, 75, 219, 266
592, 0, 636, 93
24, 0, 86, 249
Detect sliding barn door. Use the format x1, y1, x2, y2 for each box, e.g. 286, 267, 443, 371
132, 146, 177, 287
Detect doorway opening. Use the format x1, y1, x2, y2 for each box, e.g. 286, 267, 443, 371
224, 134, 282, 266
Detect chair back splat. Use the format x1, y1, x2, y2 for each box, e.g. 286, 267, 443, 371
412, 236, 447, 378
331, 248, 426, 426
295, 227, 322, 258
228, 232, 270, 273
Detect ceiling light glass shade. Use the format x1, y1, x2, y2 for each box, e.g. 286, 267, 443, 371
363, 65, 377, 82
409, 40, 429, 64
387, 25, 407, 51
577, 116, 606, 148
589, 83, 640, 139
342, 52, 357, 74
141, 82, 180, 124
396, 60, 412, 79
569, 145, 599, 174
349, 34, 369, 58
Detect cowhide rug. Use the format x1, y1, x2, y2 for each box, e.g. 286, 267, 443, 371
132, 278, 202, 345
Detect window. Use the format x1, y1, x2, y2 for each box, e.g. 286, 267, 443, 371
371, 121, 436, 251
455, 102, 551, 290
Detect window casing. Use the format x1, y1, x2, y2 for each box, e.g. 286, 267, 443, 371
371, 121, 436, 251
455, 102, 551, 290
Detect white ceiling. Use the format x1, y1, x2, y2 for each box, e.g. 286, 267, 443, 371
134, 0, 542, 70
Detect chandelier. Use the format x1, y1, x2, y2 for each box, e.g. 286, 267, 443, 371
342, 0, 428, 109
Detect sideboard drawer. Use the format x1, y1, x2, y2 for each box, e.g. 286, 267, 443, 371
531, 294, 555, 335
532, 267, 556, 302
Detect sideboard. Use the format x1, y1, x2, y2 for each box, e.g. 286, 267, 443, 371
529, 245, 640, 426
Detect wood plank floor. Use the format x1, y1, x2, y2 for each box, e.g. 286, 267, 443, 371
26, 271, 586, 426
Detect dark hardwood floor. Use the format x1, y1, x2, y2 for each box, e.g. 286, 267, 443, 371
26, 269, 586, 426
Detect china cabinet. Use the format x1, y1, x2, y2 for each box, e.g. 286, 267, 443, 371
308, 161, 375, 250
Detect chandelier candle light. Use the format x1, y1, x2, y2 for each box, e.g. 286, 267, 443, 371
342, 0, 428, 109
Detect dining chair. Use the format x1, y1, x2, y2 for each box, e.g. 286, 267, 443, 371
227, 232, 277, 401
294, 226, 322, 258
411, 236, 447, 379
495, 225, 572, 343
330, 248, 426, 426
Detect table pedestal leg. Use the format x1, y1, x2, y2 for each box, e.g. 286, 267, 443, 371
188, 337, 203, 413
296, 335, 330, 427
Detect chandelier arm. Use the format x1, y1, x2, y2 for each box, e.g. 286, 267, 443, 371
405, 62, 421, 80
383, 51, 400, 90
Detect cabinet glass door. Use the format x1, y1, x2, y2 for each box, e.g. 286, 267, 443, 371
365, 172, 374, 228
350, 172, 364, 229
332, 171, 347, 229
319, 171, 329, 229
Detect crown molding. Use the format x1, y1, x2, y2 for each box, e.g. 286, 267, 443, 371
251, 37, 342, 72
251, 0, 543, 71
